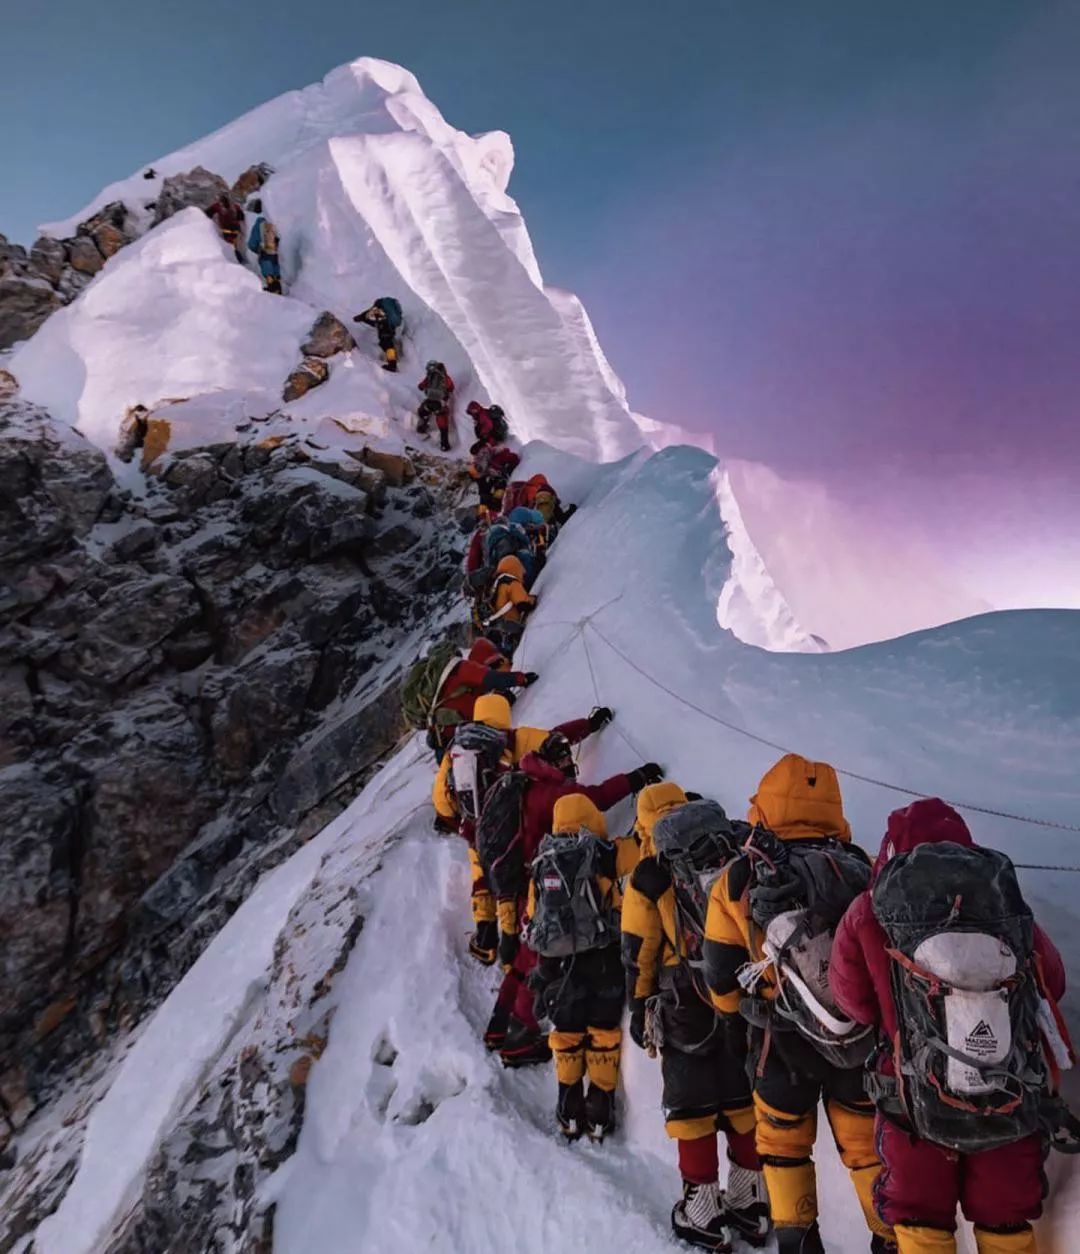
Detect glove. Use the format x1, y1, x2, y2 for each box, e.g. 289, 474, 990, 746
588, 706, 614, 732
685, 791, 703, 802
629, 1001, 647, 1050
498, 932, 520, 972
627, 763, 664, 791
432, 814, 457, 835
518, 671, 540, 687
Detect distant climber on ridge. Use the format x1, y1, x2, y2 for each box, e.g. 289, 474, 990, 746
353, 297, 403, 372
205, 196, 246, 262
246, 199, 282, 294
417, 360, 454, 451
466, 400, 510, 447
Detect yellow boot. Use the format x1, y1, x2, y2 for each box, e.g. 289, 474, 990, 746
895, 1226, 956, 1253
974, 1226, 1036, 1254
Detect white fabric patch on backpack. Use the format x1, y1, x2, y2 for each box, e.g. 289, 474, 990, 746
913, 931, 1016, 1095
763, 909, 861, 1040
449, 747, 483, 820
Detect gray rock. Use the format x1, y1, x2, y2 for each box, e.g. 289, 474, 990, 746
64, 236, 104, 276
152, 167, 230, 225
301, 311, 356, 359
28, 237, 65, 286
0, 275, 62, 350
0, 764, 81, 1031
0, 403, 112, 561
0, 369, 18, 401
0, 235, 29, 278
281, 484, 371, 559
282, 356, 330, 402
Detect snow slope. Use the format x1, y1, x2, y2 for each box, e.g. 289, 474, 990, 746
33, 439, 1080, 1254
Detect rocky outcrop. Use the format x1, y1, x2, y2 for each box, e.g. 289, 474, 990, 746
0, 203, 139, 348
282, 356, 330, 402
231, 162, 274, 203
152, 167, 230, 225
301, 310, 356, 359
0, 399, 466, 1129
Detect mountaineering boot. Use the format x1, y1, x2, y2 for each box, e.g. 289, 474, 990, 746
556, 1081, 585, 1141
439, 430, 451, 452
483, 1002, 510, 1052
775, 1222, 825, 1254
722, 1163, 770, 1247
500, 1020, 551, 1069
973, 1227, 1037, 1254
468, 920, 498, 966
671, 1181, 734, 1252
584, 1084, 616, 1142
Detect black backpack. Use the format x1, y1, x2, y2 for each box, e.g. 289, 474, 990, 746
476, 771, 529, 898
446, 723, 507, 822
653, 801, 746, 968
872, 842, 1047, 1152
527, 830, 617, 958
487, 405, 509, 442
743, 829, 874, 1069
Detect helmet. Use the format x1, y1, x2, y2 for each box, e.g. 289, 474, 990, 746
538, 731, 577, 779
652, 799, 739, 870
426, 360, 443, 372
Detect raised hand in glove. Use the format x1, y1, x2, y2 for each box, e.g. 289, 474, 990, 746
588, 706, 614, 732
627, 762, 665, 791
498, 931, 520, 973
517, 671, 540, 687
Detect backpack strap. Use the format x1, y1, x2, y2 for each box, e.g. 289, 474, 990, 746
427, 653, 468, 724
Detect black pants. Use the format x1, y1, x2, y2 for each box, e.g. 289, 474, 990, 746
542, 945, 624, 1032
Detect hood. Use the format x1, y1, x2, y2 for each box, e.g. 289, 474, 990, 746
873, 797, 973, 881
496, 554, 525, 581
466, 401, 482, 416
520, 752, 567, 784
635, 782, 688, 856
473, 693, 512, 732
748, 753, 851, 842
552, 793, 607, 837
468, 638, 503, 667
527, 473, 550, 487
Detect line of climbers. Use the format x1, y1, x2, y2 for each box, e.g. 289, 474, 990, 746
400, 473, 1080, 1253
205, 194, 282, 293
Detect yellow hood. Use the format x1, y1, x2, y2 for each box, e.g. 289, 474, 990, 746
473, 693, 512, 732
553, 793, 607, 837
635, 782, 688, 857
748, 753, 851, 842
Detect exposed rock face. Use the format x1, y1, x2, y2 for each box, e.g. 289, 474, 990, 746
0, 203, 138, 348
0, 399, 465, 1131
0, 370, 17, 401
0, 272, 62, 350
231, 162, 274, 202
301, 310, 356, 359
152, 166, 231, 225
282, 356, 330, 402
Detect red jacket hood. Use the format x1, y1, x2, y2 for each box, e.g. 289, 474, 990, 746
873, 797, 973, 881
468, 638, 503, 667
521, 752, 568, 784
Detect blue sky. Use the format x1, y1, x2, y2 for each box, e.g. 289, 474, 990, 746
4, 0, 1077, 487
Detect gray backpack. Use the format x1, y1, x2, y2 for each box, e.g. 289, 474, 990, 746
527, 830, 617, 958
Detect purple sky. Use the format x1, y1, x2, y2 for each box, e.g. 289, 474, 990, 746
577, 4, 1079, 493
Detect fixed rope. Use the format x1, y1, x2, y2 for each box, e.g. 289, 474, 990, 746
582, 618, 1080, 836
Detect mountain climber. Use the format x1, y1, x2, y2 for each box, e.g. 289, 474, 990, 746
353, 297, 403, 372
502, 473, 577, 526
417, 361, 454, 450
205, 196, 246, 261
478, 554, 535, 660
431, 694, 599, 970
831, 798, 1070, 1254
478, 714, 658, 1066
246, 200, 282, 294
466, 400, 510, 447
703, 754, 893, 1254
526, 793, 642, 1142
622, 785, 769, 1251
403, 636, 537, 762
469, 442, 520, 514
